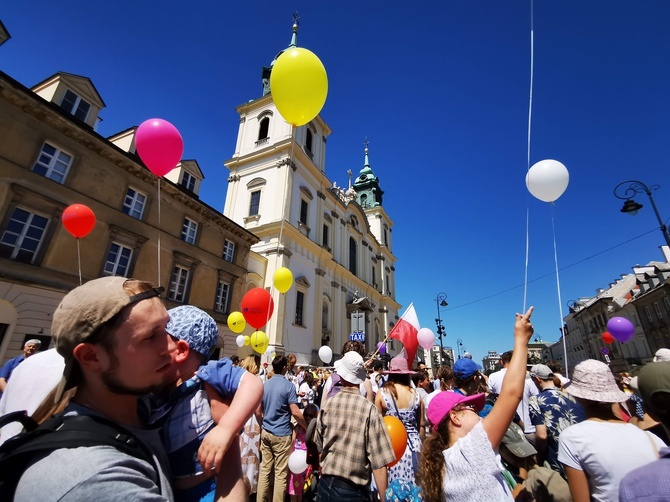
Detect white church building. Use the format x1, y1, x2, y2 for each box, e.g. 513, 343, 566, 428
223, 23, 401, 365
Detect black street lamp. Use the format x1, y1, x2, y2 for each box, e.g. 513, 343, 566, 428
457, 338, 465, 359
435, 292, 448, 366
614, 180, 670, 247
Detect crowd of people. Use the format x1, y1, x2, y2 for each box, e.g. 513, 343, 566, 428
0, 276, 669, 502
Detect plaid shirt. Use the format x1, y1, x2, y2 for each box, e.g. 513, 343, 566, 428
314, 386, 395, 486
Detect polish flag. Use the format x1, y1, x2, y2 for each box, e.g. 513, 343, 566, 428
388, 303, 420, 364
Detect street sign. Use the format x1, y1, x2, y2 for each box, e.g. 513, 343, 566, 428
604, 354, 611, 363
600, 347, 609, 355
349, 331, 365, 342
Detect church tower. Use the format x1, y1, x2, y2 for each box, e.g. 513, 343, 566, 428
223, 18, 400, 365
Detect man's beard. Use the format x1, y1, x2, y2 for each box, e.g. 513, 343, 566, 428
101, 351, 166, 396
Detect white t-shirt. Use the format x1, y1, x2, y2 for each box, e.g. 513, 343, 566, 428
442, 421, 513, 502
299, 381, 314, 406
488, 369, 537, 433
558, 420, 666, 502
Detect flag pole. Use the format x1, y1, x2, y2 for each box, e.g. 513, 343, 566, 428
366, 333, 392, 365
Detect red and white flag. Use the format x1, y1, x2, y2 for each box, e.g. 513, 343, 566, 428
388, 303, 420, 364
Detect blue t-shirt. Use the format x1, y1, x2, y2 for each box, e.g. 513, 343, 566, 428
262, 375, 299, 437
0, 355, 25, 381
147, 358, 246, 479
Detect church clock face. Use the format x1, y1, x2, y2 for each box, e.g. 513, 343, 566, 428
359, 174, 367, 180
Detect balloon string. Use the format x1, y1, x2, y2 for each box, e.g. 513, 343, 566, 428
551, 204, 568, 378
76, 238, 82, 286
157, 179, 161, 288
523, 0, 534, 314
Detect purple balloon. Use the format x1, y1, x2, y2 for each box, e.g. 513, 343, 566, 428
377, 342, 387, 354
606, 317, 635, 343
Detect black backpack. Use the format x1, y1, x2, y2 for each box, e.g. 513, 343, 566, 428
0, 410, 160, 499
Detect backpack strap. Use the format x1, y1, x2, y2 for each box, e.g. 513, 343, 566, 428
0, 413, 161, 497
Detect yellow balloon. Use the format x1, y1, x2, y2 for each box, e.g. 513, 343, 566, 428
227, 311, 246, 334
274, 267, 294, 294
250, 331, 269, 354
270, 47, 328, 127
244, 335, 250, 346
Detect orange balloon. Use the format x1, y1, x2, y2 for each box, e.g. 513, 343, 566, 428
383, 415, 407, 467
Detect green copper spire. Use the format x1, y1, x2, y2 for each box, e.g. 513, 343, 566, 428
262, 12, 300, 96
353, 139, 384, 207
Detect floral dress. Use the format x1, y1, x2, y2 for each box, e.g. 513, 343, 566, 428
239, 414, 261, 494
381, 388, 422, 484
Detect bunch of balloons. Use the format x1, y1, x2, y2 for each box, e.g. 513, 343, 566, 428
135, 119, 184, 177
62, 204, 96, 239
526, 159, 570, 203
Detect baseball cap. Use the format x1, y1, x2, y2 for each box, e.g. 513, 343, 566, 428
653, 348, 670, 362
453, 358, 480, 379
334, 351, 366, 385
501, 422, 537, 458
427, 391, 486, 426
638, 361, 670, 415
530, 364, 554, 380
166, 305, 219, 358
51, 277, 164, 400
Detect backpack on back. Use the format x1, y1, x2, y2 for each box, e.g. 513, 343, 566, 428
0, 410, 159, 498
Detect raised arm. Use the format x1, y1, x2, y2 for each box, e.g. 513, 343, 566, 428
482, 306, 534, 449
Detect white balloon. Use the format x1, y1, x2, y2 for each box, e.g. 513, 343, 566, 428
525, 159, 569, 202
265, 346, 274, 358
235, 335, 245, 348
288, 450, 308, 474
318, 345, 333, 364
417, 328, 436, 350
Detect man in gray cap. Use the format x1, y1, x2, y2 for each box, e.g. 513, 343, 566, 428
0, 338, 42, 393
314, 351, 396, 501
13, 276, 174, 500
528, 363, 585, 473
620, 361, 670, 500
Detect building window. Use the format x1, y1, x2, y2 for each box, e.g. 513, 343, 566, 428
33, 143, 73, 184
215, 280, 231, 313
654, 302, 663, 319
645, 306, 653, 322
181, 218, 198, 244
0, 208, 49, 264
60, 89, 91, 121
300, 200, 308, 225
258, 117, 270, 141
384, 228, 388, 246
349, 237, 357, 275
322, 224, 329, 248
168, 265, 190, 302
223, 240, 235, 263
295, 291, 305, 326
122, 188, 147, 220
305, 129, 313, 153
103, 242, 133, 277
322, 302, 329, 330
249, 191, 261, 216
181, 171, 196, 192
372, 266, 376, 286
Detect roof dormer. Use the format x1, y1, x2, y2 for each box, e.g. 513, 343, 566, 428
0, 20, 10, 47
164, 160, 204, 197
31, 72, 105, 129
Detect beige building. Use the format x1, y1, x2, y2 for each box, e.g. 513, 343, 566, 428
0, 69, 257, 363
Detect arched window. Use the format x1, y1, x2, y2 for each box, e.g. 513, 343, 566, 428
349, 237, 357, 276
258, 117, 270, 141
305, 128, 313, 153
322, 302, 329, 330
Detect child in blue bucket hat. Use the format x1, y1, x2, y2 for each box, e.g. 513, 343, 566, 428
144, 305, 263, 502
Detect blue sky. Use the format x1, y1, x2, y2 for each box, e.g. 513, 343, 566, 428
2, 1, 670, 363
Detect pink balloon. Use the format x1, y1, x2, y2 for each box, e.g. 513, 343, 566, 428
135, 118, 184, 176
417, 328, 436, 350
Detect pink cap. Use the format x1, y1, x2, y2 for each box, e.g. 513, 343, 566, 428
427, 392, 486, 426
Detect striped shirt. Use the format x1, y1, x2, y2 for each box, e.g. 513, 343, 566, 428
314, 386, 395, 487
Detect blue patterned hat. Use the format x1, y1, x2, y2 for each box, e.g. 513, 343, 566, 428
166, 305, 218, 358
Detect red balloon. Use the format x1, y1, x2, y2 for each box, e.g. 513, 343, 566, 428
135, 118, 184, 177
383, 415, 408, 467
62, 204, 96, 238
241, 288, 274, 329
602, 332, 614, 344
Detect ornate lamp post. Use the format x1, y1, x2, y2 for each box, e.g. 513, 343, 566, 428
435, 293, 448, 365
614, 180, 670, 247
456, 338, 465, 359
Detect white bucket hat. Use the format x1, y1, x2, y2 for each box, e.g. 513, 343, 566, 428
653, 348, 670, 362
334, 351, 366, 385
565, 359, 629, 403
